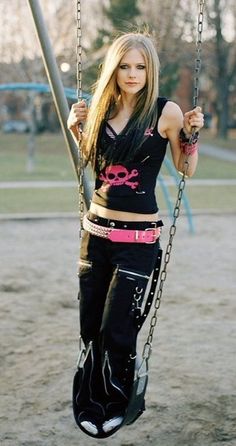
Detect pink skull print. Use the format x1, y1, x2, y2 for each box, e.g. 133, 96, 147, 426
99, 165, 139, 191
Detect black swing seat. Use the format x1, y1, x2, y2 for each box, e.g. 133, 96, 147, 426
72, 350, 148, 439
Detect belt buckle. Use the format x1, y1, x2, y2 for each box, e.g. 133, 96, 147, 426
145, 222, 158, 244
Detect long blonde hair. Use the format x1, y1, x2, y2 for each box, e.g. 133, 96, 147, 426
83, 32, 160, 170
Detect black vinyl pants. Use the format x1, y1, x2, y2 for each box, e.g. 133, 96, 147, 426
77, 214, 162, 422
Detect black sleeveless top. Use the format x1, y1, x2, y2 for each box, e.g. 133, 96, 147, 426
92, 97, 169, 214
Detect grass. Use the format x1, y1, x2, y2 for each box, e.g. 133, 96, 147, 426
0, 187, 78, 213
0, 131, 236, 214
0, 132, 75, 181
1, 132, 236, 182
158, 185, 236, 212
162, 150, 236, 180
1, 184, 235, 214
200, 128, 236, 152
193, 155, 236, 179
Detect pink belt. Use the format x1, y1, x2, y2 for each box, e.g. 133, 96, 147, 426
83, 215, 161, 244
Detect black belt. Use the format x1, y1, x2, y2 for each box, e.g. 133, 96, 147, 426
87, 212, 163, 230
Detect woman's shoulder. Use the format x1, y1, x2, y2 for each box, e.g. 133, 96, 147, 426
157, 99, 183, 133
160, 99, 182, 120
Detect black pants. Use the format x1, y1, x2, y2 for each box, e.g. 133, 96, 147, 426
76, 214, 162, 422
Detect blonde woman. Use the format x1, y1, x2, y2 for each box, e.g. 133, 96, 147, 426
68, 32, 204, 438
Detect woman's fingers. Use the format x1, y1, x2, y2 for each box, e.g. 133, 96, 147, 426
68, 101, 88, 128
183, 106, 204, 133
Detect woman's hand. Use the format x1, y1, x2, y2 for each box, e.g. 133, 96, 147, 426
67, 100, 88, 130
183, 106, 204, 137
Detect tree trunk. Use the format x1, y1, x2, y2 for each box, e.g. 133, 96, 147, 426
27, 91, 37, 173
217, 77, 229, 139
213, 0, 229, 139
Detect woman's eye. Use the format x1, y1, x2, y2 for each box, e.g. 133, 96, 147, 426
119, 64, 146, 70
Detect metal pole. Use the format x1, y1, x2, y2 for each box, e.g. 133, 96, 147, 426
27, 0, 91, 208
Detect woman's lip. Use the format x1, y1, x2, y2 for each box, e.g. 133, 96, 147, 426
125, 82, 138, 85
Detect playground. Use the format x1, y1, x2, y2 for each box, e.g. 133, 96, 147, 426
1, 0, 236, 444
1, 129, 236, 446
1, 211, 235, 446
1, 91, 236, 446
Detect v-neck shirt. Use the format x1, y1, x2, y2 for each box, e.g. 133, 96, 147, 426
92, 97, 169, 214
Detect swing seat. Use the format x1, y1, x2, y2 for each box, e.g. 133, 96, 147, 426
72, 352, 148, 438
122, 356, 148, 426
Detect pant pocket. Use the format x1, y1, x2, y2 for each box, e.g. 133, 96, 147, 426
101, 266, 150, 354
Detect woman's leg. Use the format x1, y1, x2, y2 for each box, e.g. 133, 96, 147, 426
75, 233, 114, 428
79, 231, 113, 343
74, 230, 161, 435
100, 241, 160, 417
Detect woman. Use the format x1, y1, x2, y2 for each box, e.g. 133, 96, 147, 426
68, 32, 204, 438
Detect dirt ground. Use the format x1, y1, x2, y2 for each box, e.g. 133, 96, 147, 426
0, 214, 235, 446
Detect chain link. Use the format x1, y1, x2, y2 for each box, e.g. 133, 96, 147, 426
193, 0, 205, 108
76, 0, 84, 236
76, 0, 82, 103
142, 0, 205, 362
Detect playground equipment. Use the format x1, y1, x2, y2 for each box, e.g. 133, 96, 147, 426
0, 80, 194, 231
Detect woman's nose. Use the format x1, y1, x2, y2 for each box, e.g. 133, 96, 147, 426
128, 69, 136, 78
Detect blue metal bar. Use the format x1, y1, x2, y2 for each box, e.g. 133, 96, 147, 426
157, 173, 173, 220
163, 157, 195, 234
0, 82, 89, 100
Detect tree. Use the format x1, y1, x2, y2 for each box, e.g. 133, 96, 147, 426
105, 0, 140, 31
140, 0, 236, 137
83, 0, 141, 88
138, 0, 197, 101
206, 0, 236, 138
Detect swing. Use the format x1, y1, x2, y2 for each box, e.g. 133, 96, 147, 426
73, 0, 205, 438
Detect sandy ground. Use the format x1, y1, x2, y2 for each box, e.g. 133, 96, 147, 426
0, 214, 236, 446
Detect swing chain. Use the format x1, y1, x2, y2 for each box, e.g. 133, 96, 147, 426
142, 0, 205, 362
76, 0, 84, 236
76, 0, 82, 103
193, 0, 205, 108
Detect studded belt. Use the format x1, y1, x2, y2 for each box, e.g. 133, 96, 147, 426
83, 214, 161, 244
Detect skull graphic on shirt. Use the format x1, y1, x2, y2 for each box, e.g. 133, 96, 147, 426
99, 165, 139, 191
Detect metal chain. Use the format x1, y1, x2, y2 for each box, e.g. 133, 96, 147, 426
142, 0, 205, 362
193, 0, 205, 109
76, 0, 84, 236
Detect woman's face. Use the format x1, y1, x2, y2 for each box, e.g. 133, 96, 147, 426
116, 48, 147, 96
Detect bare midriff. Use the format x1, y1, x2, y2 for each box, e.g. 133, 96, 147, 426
89, 202, 159, 222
